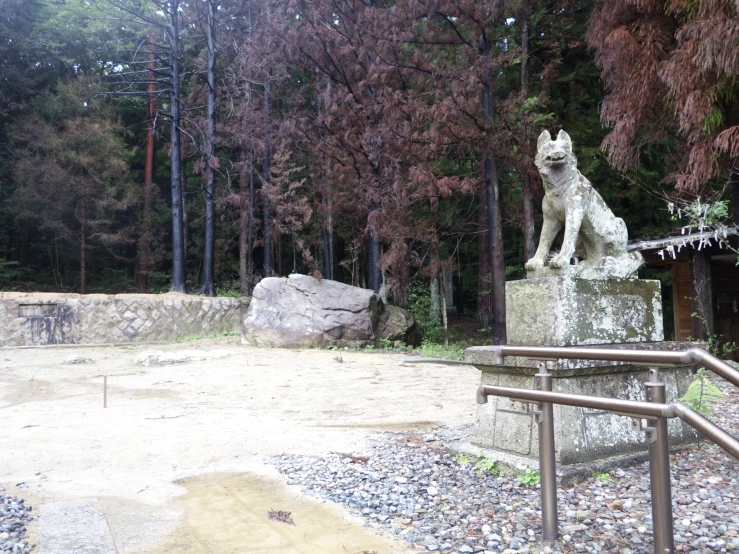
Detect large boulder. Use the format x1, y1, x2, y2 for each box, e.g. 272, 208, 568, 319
376, 304, 421, 347
241, 274, 419, 348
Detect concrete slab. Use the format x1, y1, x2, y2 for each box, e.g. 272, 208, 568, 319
38, 499, 116, 554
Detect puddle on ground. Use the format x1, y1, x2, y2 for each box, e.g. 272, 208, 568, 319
1, 379, 62, 409
318, 420, 439, 432
156, 472, 407, 554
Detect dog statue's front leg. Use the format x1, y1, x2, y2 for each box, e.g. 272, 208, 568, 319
549, 203, 584, 268
525, 202, 562, 270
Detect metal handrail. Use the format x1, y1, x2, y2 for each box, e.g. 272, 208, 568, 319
473, 345, 739, 388
477, 385, 739, 460
474, 355, 739, 554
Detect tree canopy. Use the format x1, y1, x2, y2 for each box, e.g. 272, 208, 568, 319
1, 0, 737, 341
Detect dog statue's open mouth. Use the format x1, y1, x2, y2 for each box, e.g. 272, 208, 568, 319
545, 153, 566, 165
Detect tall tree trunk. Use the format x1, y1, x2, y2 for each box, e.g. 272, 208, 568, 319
690, 248, 713, 340
181, 162, 188, 263
520, 17, 536, 263
431, 205, 448, 346
479, 23, 506, 344
317, 71, 333, 280
430, 277, 440, 321
434, 247, 449, 346
439, 268, 448, 347
291, 230, 297, 273
477, 190, 493, 330
238, 153, 251, 294
17, 228, 28, 267
135, 30, 157, 292
368, 202, 381, 292
322, 195, 333, 279
272, 234, 285, 277
484, 154, 507, 344
359, 7, 382, 293
79, 199, 86, 294
522, 171, 536, 262
198, 0, 217, 296
732, 167, 739, 227
262, 78, 272, 277
168, 0, 186, 293
520, 18, 530, 100
247, 151, 255, 283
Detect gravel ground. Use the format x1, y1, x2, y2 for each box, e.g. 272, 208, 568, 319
271, 375, 739, 554
0, 489, 34, 554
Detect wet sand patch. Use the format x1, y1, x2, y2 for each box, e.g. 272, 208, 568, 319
157, 472, 407, 554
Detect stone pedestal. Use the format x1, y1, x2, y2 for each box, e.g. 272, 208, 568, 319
506, 277, 663, 346
463, 277, 698, 480
465, 345, 697, 470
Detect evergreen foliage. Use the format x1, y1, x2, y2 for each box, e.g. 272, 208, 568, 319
0, 0, 733, 336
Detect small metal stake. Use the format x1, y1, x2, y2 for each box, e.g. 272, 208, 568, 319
104, 376, 107, 408
645, 368, 674, 554
535, 361, 558, 541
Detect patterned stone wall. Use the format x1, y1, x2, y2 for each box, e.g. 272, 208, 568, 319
0, 293, 249, 347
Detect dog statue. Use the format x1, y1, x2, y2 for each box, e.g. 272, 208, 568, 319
524, 129, 643, 278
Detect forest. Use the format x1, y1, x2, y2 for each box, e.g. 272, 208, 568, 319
1, 0, 738, 344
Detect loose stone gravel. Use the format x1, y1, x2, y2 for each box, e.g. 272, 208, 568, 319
0, 489, 34, 554
271, 375, 739, 553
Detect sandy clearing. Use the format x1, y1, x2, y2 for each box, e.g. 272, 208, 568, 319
0, 337, 480, 553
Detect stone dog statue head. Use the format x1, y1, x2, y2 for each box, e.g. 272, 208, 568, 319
534, 129, 577, 189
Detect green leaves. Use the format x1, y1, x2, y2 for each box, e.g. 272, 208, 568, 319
672, 199, 730, 229
474, 456, 499, 476
516, 468, 540, 486
680, 368, 725, 417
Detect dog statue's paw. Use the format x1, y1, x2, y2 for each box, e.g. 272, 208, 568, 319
525, 258, 544, 271
548, 255, 568, 269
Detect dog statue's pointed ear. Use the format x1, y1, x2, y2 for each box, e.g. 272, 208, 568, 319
557, 129, 572, 148
537, 130, 551, 150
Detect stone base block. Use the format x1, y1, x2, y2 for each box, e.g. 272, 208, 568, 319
506, 277, 663, 346
466, 344, 699, 466
449, 441, 689, 486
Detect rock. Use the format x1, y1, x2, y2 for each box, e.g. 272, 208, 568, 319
134, 349, 231, 366
64, 355, 94, 365
376, 304, 421, 347
242, 274, 419, 348
0, 494, 31, 554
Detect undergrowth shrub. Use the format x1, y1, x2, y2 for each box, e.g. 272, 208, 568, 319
407, 281, 443, 343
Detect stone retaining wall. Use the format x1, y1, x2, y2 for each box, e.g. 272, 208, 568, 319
0, 293, 249, 347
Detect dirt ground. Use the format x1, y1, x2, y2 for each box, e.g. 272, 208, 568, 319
0, 337, 480, 553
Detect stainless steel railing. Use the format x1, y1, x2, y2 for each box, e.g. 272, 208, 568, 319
475, 345, 739, 388
474, 346, 739, 554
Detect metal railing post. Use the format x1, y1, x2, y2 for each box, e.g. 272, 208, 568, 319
645, 368, 675, 554
535, 362, 558, 540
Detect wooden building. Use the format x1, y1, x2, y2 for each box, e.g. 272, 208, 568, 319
629, 231, 739, 360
